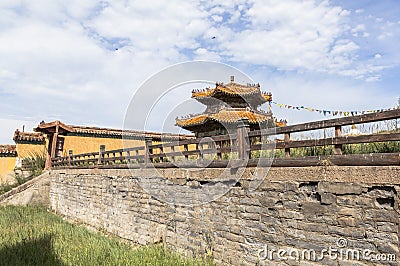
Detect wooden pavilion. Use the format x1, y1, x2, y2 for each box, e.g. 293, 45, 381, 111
176, 76, 286, 137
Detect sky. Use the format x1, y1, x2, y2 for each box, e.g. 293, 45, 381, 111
0, 0, 399, 143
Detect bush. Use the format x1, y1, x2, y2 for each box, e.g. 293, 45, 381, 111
21, 152, 46, 177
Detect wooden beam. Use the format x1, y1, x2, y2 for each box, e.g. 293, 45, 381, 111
334, 125, 342, 155
248, 109, 400, 137
237, 118, 250, 160
284, 133, 291, 157
145, 136, 153, 165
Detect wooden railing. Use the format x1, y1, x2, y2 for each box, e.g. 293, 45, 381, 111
52, 109, 400, 168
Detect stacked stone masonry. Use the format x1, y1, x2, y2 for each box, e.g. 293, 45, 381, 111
50, 167, 399, 265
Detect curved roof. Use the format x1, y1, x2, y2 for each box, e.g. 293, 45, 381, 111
0, 145, 16, 156
34, 121, 194, 141
14, 130, 45, 143
71, 125, 194, 141
274, 120, 287, 127
176, 109, 273, 127
192, 82, 272, 104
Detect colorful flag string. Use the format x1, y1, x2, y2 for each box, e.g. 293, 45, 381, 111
271, 101, 399, 117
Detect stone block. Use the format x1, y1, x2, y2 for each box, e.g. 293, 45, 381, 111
320, 192, 336, 205
318, 182, 366, 195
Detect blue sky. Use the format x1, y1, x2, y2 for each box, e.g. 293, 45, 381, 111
0, 0, 399, 143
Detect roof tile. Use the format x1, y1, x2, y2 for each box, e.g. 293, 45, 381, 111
192, 82, 271, 100
13, 130, 45, 143
176, 109, 275, 127
0, 145, 16, 156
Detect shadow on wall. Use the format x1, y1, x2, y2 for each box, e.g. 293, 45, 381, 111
0, 234, 65, 266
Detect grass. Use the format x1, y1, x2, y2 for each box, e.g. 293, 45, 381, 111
0, 184, 12, 195
0, 205, 214, 266
272, 141, 400, 158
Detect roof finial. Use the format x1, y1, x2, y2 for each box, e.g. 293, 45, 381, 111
230, 75, 234, 82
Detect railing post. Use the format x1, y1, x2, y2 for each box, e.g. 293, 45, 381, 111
98, 145, 105, 165
237, 118, 250, 161
171, 145, 175, 162
216, 141, 222, 160
334, 125, 343, 155
159, 145, 164, 162
126, 150, 130, 164
284, 133, 291, 157
68, 150, 73, 167
184, 144, 189, 161
197, 143, 203, 160
135, 149, 139, 163
145, 136, 153, 165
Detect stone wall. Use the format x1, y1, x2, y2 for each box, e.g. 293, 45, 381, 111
50, 167, 399, 265
0, 171, 50, 206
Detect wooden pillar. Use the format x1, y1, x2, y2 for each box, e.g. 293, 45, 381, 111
197, 143, 203, 160
145, 136, 153, 165
135, 149, 139, 163
284, 133, 291, 157
50, 123, 59, 160
216, 141, 222, 160
184, 144, 189, 161
68, 150, 73, 167
334, 125, 343, 155
45, 133, 53, 170
126, 150, 131, 164
98, 145, 105, 165
159, 145, 164, 162
171, 145, 175, 162
237, 118, 250, 160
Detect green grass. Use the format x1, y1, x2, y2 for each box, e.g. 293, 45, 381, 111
0, 184, 12, 195
0, 205, 214, 266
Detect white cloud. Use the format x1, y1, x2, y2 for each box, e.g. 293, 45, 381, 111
378, 31, 393, 40
0, 118, 37, 144
213, 1, 362, 75
0, 0, 399, 143
251, 71, 394, 125
351, 24, 366, 36
87, 1, 209, 54
365, 76, 380, 82
211, 15, 223, 23
194, 48, 222, 61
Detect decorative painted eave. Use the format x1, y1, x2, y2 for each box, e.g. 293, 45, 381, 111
262, 92, 272, 102
274, 120, 287, 127
176, 109, 275, 127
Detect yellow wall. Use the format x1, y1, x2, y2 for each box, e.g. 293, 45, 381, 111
62, 136, 145, 156
16, 143, 47, 158
15, 134, 188, 159
0, 157, 16, 184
